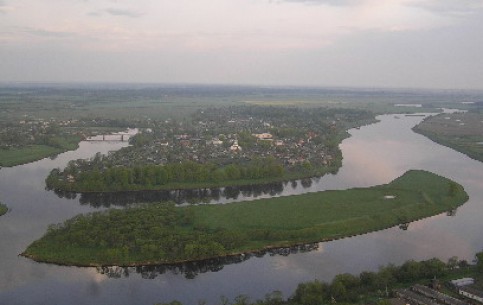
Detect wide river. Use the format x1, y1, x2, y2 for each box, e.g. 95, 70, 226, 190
1, 114, 483, 305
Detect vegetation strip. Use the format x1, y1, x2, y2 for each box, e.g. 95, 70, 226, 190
22, 170, 469, 267
0, 202, 7, 216
0, 143, 78, 168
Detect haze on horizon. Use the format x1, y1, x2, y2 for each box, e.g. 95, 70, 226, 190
1, 0, 483, 90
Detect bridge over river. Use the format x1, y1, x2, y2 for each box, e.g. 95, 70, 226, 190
85, 134, 130, 142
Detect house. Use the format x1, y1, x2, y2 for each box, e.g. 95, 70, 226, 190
253, 133, 273, 140
274, 140, 284, 146
230, 140, 242, 152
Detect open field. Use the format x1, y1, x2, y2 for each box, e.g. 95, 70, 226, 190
22, 170, 468, 266
0, 134, 81, 167
2, 85, 481, 124
413, 112, 483, 163
0, 145, 70, 167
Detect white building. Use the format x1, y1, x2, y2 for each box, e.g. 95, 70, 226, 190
230, 140, 242, 152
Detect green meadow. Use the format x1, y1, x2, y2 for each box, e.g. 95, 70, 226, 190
0, 135, 81, 167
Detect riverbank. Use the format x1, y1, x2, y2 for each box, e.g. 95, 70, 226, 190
0, 136, 81, 167
22, 170, 469, 267
413, 113, 483, 163
156, 254, 483, 305
49, 163, 341, 194
0, 202, 7, 216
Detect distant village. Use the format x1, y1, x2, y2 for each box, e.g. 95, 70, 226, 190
90, 106, 374, 173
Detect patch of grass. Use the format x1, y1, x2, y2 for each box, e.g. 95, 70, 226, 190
0, 145, 63, 167
22, 170, 468, 266
0, 135, 81, 167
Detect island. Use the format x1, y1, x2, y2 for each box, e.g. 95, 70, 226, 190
22, 170, 468, 267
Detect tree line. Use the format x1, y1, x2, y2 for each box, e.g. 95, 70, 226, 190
46, 157, 285, 192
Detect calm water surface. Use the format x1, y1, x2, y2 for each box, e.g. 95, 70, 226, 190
1, 115, 483, 305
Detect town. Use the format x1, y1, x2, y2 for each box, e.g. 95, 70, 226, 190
46, 106, 375, 192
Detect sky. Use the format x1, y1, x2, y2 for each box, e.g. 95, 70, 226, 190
1, 0, 483, 89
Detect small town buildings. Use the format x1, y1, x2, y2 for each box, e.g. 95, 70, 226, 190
210, 139, 223, 145
458, 286, 483, 303
253, 133, 273, 140
230, 140, 242, 152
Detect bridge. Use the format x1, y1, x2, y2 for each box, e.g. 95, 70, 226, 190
85, 134, 130, 142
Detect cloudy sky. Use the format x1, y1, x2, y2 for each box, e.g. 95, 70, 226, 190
1, 0, 483, 89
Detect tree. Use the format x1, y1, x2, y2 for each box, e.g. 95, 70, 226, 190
477, 252, 483, 273
398, 260, 422, 282
330, 280, 347, 301
292, 280, 329, 305
447, 256, 458, 270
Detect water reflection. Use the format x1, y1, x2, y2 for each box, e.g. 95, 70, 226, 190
96, 243, 319, 280
51, 181, 290, 207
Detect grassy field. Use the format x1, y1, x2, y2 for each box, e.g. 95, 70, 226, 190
22, 170, 468, 266
0, 202, 7, 216
0, 136, 82, 167
0, 145, 67, 167
413, 113, 483, 163
192, 169, 468, 239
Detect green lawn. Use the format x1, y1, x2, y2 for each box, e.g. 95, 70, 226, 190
193, 169, 467, 240
22, 170, 468, 266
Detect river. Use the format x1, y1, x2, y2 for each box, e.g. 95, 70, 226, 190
1, 114, 483, 305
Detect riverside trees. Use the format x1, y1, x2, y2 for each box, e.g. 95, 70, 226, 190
0, 202, 7, 216
46, 157, 284, 192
